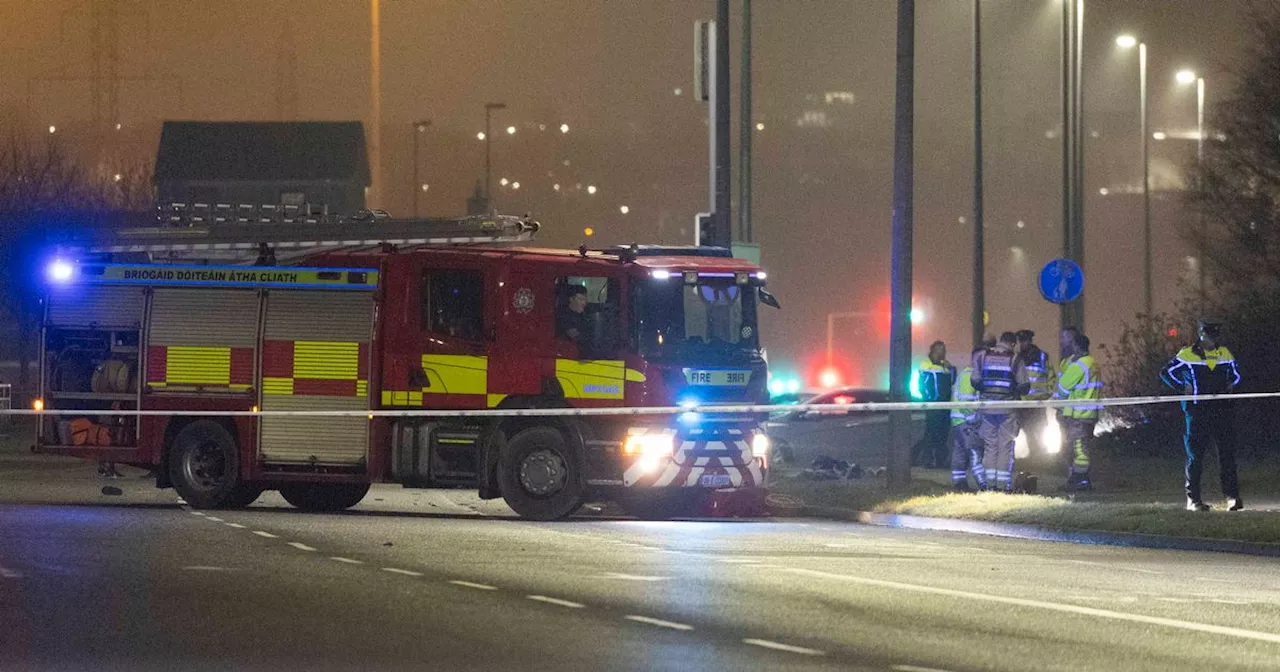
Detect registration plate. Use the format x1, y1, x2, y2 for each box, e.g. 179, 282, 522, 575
699, 474, 733, 488
684, 369, 751, 386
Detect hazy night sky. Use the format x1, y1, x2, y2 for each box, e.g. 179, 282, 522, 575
0, 0, 1255, 384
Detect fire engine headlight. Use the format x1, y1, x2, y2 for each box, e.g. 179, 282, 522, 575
623, 431, 675, 459
752, 432, 770, 459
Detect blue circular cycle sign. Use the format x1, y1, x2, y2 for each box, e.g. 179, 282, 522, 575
1039, 258, 1084, 304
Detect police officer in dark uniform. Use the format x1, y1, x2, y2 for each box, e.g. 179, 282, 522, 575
1160, 319, 1243, 511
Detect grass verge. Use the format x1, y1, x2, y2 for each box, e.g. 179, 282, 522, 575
879, 492, 1280, 546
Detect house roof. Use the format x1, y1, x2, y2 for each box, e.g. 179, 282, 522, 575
154, 121, 369, 184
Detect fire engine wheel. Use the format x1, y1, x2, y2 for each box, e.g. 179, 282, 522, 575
620, 489, 706, 521
278, 483, 371, 512
498, 427, 585, 521
168, 420, 242, 510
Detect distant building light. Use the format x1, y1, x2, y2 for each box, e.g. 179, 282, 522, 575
113, 174, 122, 182
1016, 220, 1026, 229
619, 205, 630, 214
512, 181, 520, 190
823, 91, 855, 105
1153, 131, 1168, 140
587, 185, 597, 195
796, 110, 830, 128
1099, 187, 1110, 195
958, 216, 967, 224
755, 122, 765, 131
584, 227, 595, 237
114, 123, 122, 130
553, 183, 561, 191
538, 123, 546, 131
1115, 34, 1138, 49
1176, 69, 1198, 85
477, 132, 486, 140
499, 177, 510, 186
421, 183, 429, 192
48, 125, 56, 134
506, 126, 516, 135
674, 87, 683, 96
560, 123, 570, 133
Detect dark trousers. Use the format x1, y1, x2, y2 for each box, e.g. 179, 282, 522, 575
915, 410, 952, 467
1184, 405, 1240, 503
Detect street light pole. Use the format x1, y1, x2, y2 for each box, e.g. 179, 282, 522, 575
413, 120, 430, 217
887, 0, 916, 492
1197, 76, 1206, 305
972, 0, 985, 351
1141, 42, 1150, 316
484, 102, 506, 208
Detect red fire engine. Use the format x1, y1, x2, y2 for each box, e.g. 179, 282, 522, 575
35, 212, 775, 520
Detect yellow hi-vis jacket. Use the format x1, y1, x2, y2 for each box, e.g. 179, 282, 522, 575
1054, 353, 1103, 421
950, 367, 979, 426
1022, 347, 1054, 401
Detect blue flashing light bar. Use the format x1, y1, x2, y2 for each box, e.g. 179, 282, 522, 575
48, 262, 380, 291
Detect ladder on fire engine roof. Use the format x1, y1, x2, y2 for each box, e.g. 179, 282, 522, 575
48, 207, 540, 263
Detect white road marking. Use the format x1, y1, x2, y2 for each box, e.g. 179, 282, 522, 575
252, 530, 278, 539
596, 573, 669, 582
1197, 577, 1234, 584
526, 595, 585, 609
624, 615, 694, 631
190, 511, 207, 516
330, 557, 364, 565
1068, 559, 1163, 575
449, 580, 498, 591
715, 557, 762, 564
0, 566, 23, 579
892, 665, 955, 672
742, 638, 825, 656
225, 523, 246, 529
182, 566, 232, 572
288, 542, 317, 552
205, 516, 224, 522
382, 567, 423, 577
786, 567, 1280, 645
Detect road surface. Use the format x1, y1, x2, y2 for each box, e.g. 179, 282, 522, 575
2, 455, 1279, 671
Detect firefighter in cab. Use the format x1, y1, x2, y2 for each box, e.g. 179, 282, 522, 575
971, 332, 1029, 492
1161, 319, 1243, 512
914, 340, 956, 469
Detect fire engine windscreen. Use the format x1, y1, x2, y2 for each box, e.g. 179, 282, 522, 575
637, 278, 759, 360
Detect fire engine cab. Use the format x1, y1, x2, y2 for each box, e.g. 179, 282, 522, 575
35, 211, 774, 520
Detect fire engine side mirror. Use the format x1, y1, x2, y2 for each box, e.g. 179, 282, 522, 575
759, 288, 781, 310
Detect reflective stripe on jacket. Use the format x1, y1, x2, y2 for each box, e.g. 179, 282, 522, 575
1055, 353, 1102, 420
972, 346, 1019, 401
950, 367, 979, 426
1160, 345, 1240, 406
918, 358, 956, 402
1022, 347, 1054, 401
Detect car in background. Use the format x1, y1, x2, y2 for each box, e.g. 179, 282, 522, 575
764, 387, 897, 467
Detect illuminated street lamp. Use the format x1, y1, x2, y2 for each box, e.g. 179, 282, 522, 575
559, 123, 569, 133
587, 185, 597, 195
506, 125, 516, 136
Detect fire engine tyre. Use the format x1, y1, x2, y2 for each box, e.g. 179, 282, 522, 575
278, 483, 371, 512
620, 489, 706, 521
497, 426, 585, 521
168, 420, 243, 510
221, 484, 265, 509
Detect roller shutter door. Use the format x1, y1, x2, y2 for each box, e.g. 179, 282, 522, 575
46, 285, 145, 328
145, 289, 260, 392
259, 290, 373, 465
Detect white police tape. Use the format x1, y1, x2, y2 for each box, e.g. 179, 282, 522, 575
2, 391, 1271, 418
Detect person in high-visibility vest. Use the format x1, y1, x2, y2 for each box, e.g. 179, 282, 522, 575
971, 332, 1030, 491
948, 348, 986, 491
1015, 329, 1054, 457
1053, 331, 1103, 491
1160, 319, 1243, 511
913, 341, 956, 469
